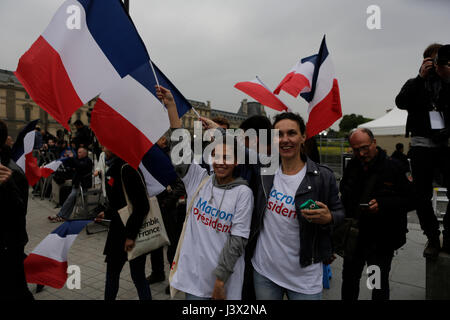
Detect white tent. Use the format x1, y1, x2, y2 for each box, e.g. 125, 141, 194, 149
358, 107, 407, 135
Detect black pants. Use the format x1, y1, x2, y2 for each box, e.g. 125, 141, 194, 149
0, 245, 34, 300
410, 146, 450, 240
341, 243, 394, 301
105, 254, 151, 300
150, 203, 186, 275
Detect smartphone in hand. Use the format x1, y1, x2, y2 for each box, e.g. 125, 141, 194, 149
300, 199, 319, 210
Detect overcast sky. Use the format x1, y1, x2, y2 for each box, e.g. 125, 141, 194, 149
1, 0, 449, 128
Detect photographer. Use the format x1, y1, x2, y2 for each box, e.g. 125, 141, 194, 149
395, 44, 450, 257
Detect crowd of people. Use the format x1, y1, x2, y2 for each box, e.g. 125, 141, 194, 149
0, 43, 449, 301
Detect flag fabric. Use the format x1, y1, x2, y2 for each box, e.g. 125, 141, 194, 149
40, 158, 67, 178
139, 144, 178, 197
14, 0, 150, 129
24, 220, 91, 289
90, 61, 192, 170
11, 120, 41, 186
273, 54, 316, 97
301, 36, 342, 138
234, 76, 288, 112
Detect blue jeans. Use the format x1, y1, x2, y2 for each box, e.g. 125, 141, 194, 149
105, 254, 152, 300
253, 270, 322, 300
57, 187, 78, 220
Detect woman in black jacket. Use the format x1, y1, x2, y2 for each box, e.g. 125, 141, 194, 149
96, 149, 151, 300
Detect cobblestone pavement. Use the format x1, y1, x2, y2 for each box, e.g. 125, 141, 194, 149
25, 195, 428, 300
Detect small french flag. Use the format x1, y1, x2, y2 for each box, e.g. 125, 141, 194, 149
40, 159, 65, 178
11, 120, 42, 186
234, 76, 288, 112
24, 220, 91, 289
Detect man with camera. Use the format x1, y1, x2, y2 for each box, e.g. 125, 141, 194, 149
396, 44, 450, 257
339, 128, 414, 300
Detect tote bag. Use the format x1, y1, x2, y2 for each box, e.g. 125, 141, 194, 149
118, 164, 170, 261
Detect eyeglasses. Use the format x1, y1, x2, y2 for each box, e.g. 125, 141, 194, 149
352, 141, 373, 154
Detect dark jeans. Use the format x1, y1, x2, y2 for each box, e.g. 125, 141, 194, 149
105, 254, 151, 300
0, 245, 34, 300
410, 146, 450, 240
341, 243, 394, 301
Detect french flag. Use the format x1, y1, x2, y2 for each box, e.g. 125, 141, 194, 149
273, 55, 316, 98
90, 60, 192, 170
14, 0, 150, 129
24, 220, 91, 289
11, 120, 42, 186
275, 36, 342, 138
41, 158, 67, 178
234, 76, 288, 112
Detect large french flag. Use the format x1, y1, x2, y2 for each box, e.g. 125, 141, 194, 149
24, 220, 91, 289
301, 36, 342, 138
273, 55, 316, 98
14, 0, 150, 129
91, 60, 192, 169
11, 120, 42, 186
234, 76, 288, 112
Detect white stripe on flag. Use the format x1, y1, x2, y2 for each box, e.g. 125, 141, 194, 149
308, 55, 335, 112
42, 0, 121, 103
16, 131, 35, 172
139, 163, 166, 197
99, 75, 170, 145
31, 233, 78, 263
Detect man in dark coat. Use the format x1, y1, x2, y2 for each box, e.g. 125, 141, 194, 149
0, 120, 34, 300
340, 128, 414, 300
395, 44, 450, 256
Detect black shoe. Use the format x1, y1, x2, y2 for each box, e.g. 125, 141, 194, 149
423, 238, 441, 259
36, 284, 44, 293
165, 285, 170, 295
146, 272, 165, 284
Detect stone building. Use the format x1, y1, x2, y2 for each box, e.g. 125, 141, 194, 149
0, 69, 92, 139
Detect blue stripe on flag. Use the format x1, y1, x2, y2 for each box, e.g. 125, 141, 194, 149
11, 119, 39, 162
141, 145, 177, 188
77, 0, 149, 78
300, 36, 329, 103
51, 220, 91, 237
130, 61, 192, 119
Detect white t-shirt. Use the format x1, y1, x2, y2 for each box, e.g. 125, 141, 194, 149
171, 164, 254, 299
252, 166, 323, 294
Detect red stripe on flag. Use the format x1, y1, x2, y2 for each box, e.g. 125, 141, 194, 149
40, 167, 55, 178
235, 82, 287, 112
25, 152, 42, 186
14, 36, 83, 130
306, 79, 342, 138
274, 72, 310, 98
91, 99, 154, 169
24, 253, 68, 289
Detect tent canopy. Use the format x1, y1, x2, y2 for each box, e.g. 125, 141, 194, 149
358, 107, 407, 135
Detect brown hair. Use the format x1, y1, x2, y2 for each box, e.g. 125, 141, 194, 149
212, 117, 230, 129
423, 43, 443, 59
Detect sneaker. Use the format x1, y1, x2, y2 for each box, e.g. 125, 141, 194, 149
423, 238, 441, 259
146, 272, 165, 284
